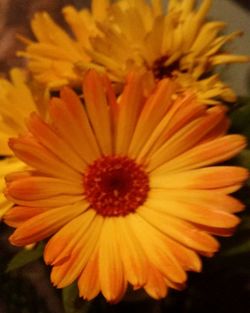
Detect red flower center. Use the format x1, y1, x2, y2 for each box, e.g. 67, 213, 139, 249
83, 156, 149, 217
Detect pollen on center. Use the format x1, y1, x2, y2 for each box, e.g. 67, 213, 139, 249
83, 156, 150, 217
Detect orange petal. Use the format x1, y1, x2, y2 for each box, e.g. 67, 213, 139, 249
78, 248, 100, 301
128, 213, 187, 284
9, 201, 88, 246
6, 176, 83, 201
152, 135, 247, 174
114, 217, 148, 287
9, 136, 82, 182
144, 266, 168, 299
138, 206, 202, 271
27, 112, 87, 172
192, 223, 239, 237
98, 218, 127, 303
137, 206, 219, 255
44, 209, 96, 265
50, 214, 103, 288
115, 71, 146, 154
4, 206, 48, 228
146, 191, 240, 228
6, 190, 84, 208
136, 94, 204, 160
83, 70, 112, 154
128, 78, 177, 157
148, 189, 244, 213
148, 106, 227, 171
150, 166, 248, 191
49, 94, 100, 164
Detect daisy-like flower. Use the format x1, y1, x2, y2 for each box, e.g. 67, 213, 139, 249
0, 68, 47, 218
17, 0, 109, 89
4, 70, 248, 302
87, 0, 249, 104
20, 0, 249, 104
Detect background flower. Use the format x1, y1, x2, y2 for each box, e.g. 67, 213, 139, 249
86, 0, 249, 104
19, 0, 249, 104
0, 68, 48, 218
17, 0, 109, 89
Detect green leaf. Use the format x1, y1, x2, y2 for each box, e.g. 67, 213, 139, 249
230, 101, 250, 135
6, 243, 44, 272
63, 283, 92, 313
221, 240, 250, 257
236, 149, 250, 170
239, 215, 250, 231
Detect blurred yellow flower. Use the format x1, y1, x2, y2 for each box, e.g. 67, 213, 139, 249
4, 70, 247, 302
18, 0, 109, 89
0, 68, 48, 218
87, 0, 249, 104
19, 0, 249, 104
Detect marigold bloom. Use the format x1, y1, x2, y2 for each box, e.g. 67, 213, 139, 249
18, 0, 109, 89
0, 68, 47, 218
4, 70, 247, 302
88, 0, 249, 104
20, 0, 249, 104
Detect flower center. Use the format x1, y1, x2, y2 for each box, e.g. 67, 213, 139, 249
83, 156, 149, 217
152, 55, 180, 79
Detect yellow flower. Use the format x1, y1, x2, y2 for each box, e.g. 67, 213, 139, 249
20, 0, 249, 104
0, 68, 48, 218
18, 0, 110, 89
87, 0, 249, 104
4, 70, 247, 302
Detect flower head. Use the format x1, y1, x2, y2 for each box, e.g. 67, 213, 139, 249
0, 68, 48, 218
20, 0, 249, 104
88, 0, 249, 104
4, 70, 247, 302
18, 0, 109, 89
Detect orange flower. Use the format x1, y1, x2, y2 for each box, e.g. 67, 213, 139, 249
4, 70, 248, 302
